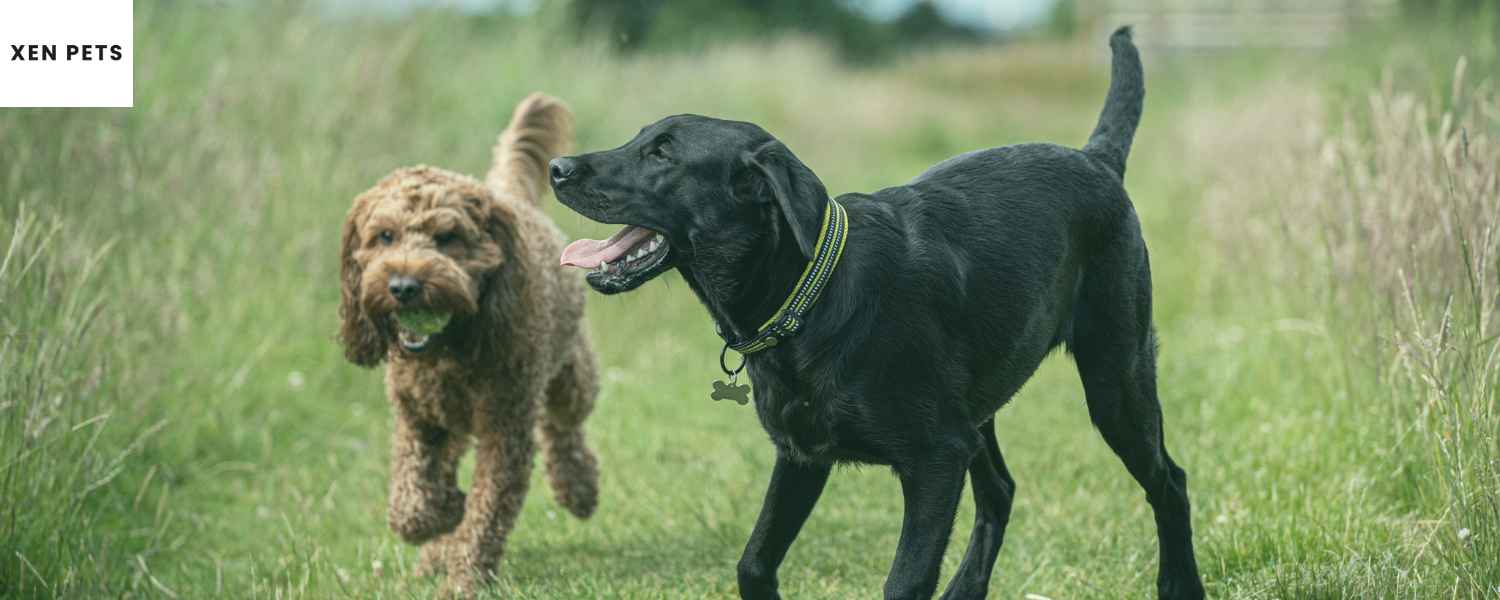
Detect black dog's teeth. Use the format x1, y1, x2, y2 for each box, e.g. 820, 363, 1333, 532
625, 233, 665, 262
593, 233, 666, 274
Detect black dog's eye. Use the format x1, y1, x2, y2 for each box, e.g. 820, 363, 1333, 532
434, 231, 459, 246
378, 230, 395, 245
648, 141, 672, 162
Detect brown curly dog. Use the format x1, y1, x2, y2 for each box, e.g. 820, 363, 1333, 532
337, 93, 598, 596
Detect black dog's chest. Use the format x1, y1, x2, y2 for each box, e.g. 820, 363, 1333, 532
748, 367, 832, 461
748, 366, 889, 465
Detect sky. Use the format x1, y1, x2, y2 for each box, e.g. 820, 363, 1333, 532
326, 0, 1060, 32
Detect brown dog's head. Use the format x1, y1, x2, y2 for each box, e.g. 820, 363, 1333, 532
338, 93, 571, 366
338, 167, 509, 365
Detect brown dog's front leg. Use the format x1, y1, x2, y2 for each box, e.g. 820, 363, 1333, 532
441, 399, 536, 596
388, 416, 468, 545
738, 454, 833, 600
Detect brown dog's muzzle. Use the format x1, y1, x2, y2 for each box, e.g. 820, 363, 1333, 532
358, 252, 482, 354
363, 255, 478, 315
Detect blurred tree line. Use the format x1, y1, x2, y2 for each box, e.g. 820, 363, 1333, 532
566, 0, 986, 61
1400, 0, 1497, 19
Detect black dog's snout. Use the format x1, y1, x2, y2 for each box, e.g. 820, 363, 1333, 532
549, 157, 579, 187
388, 275, 422, 303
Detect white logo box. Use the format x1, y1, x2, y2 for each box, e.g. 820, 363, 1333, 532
0, 1, 133, 107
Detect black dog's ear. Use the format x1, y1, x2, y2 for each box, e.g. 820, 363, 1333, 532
741, 140, 829, 259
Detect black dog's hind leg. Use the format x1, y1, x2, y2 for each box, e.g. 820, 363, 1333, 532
1072, 246, 1204, 600
939, 420, 1016, 600
884, 443, 974, 600
1078, 346, 1203, 599
738, 454, 833, 600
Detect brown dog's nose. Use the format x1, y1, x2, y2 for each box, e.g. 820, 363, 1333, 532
549, 157, 578, 187
388, 275, 422, 304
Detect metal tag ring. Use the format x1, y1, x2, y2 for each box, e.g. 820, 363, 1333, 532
720, 343, 747, 377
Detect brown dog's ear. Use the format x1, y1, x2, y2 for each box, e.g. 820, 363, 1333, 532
469, 200, 524, 362
742, 140, 829, 259
337, 199, 387, 367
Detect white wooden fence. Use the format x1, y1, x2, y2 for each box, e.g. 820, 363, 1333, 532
1090, 0, 1399, 49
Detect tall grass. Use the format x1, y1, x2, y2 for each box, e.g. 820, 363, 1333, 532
0, 207, 166, 597
1209, 59, 1499, 595
1374, 64, 1499, 594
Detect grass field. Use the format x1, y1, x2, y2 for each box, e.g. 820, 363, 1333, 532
2, 4, 1497, 598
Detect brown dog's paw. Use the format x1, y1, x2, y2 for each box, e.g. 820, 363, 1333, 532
436, 576, 475, 600
389, 486, 466, 544
415, 539, 454, 578
437, 555, 496, 600
548, 447, 599, 519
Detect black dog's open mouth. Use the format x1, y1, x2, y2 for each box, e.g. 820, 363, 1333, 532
560, 225, 672, 294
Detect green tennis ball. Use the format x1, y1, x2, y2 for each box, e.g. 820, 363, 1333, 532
396, 309, 451, 336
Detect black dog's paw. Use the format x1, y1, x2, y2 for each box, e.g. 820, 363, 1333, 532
737, 560, 781, 600
1158, 575, 1206, 600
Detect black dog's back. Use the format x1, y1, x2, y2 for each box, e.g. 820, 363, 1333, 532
843, 140, 1136, 417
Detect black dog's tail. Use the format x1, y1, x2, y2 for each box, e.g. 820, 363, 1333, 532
1082, 26, 1143, 178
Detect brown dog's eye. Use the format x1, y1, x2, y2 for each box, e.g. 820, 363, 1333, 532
434, 231, 459, 246
378, 230, 395, 245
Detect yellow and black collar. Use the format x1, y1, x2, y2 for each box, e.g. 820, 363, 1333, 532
717, 198, 848, 370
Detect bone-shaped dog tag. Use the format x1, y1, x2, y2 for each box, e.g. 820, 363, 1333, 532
711, 378, 751, 405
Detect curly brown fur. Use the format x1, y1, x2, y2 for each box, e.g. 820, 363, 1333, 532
337, 93, 599, 597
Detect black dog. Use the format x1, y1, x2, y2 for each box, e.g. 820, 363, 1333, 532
550, 28, 1203, 600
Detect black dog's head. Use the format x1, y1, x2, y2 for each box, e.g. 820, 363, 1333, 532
550, 115, 829, 294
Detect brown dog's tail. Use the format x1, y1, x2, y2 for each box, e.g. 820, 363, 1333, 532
488, 92, 574, 204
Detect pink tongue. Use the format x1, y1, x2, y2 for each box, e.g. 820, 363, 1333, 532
560, 225, 654, 269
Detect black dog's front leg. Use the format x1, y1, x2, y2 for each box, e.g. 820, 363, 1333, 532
738, 453, 833, 600
885, 452, 972, 600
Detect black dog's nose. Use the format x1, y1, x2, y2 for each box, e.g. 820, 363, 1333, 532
549, 157, 578, 186
388, 275, 422, 303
